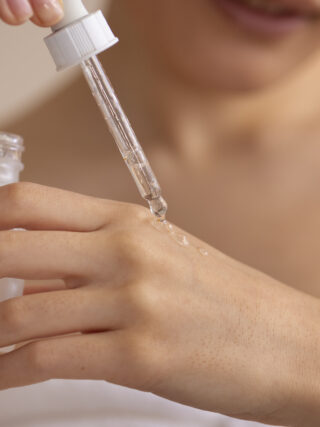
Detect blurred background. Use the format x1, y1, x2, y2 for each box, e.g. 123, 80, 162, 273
0, 0, 108, 126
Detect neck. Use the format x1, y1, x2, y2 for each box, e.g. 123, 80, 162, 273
102, 2, 320, 165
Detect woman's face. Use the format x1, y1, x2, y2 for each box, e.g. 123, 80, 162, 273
123, 0, 320, 91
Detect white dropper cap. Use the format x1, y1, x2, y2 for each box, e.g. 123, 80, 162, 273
44, 0, 118, 71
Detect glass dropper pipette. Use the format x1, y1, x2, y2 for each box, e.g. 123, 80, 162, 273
45, 1, 167, 220
81, 56, 168, 219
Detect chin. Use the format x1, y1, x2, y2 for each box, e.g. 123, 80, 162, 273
173, 62, 292, 93
160, 42, 316, 93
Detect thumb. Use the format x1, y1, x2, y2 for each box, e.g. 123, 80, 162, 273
0, 0, 64, 27
29, 0, 64, 27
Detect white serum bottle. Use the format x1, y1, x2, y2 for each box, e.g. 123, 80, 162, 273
0, 132, 25, 353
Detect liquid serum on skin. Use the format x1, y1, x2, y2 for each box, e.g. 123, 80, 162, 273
44, 1, 209, 256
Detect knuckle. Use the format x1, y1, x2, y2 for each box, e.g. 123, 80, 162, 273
129, 204, 150, 221
113, 228, 156, 265
111, 203, 150, 225
113, 229, 141, 260
124, 282, 163, 317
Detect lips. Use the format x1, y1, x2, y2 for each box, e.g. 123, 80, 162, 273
273, 0, 320, 16
212, 0, 320, 36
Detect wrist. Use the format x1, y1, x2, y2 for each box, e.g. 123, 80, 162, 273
266, 290, 320, 427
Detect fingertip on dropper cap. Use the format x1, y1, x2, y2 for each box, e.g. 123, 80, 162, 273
44, 0, 118, 71
51, 0, 89, 31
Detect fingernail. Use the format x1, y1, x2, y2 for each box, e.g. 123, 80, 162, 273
6, 0, 33, 20
32, 0, 63, 24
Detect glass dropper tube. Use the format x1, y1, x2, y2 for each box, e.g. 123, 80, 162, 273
81, 56, 168, 220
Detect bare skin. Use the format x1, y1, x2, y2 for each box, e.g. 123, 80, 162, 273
2, 0, 320, 426
1, 181, 319, 427
7, 3, 320, 297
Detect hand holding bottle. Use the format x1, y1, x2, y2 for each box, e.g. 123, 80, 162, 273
0, 182, 320, 426
0, 0, 63, 26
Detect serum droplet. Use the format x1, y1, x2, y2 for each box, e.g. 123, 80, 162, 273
151, 218, 189, 248
172, 232, 190, 247
151, 219, 166, 232
164, 221, 174, 233
198, 247, 209, 256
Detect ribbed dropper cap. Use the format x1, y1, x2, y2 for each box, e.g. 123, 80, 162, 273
44, 0, 118, 71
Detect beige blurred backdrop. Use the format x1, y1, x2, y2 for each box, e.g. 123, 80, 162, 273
0, 0, 109, 127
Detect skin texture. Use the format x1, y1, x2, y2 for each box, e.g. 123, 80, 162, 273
0, 182, 320, 427
2, 0, 320, 426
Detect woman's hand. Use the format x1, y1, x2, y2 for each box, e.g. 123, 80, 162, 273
0, 0, 63, 26
0, 182, 319, 427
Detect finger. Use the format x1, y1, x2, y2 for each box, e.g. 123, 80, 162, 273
24, 280, 67, 295
0, 182, 114, 232
29, 0, 63, 27
0, 230, 98, 280
0, 332, 127, 390
0, 287, 123, 348
0, 0, 33, 25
